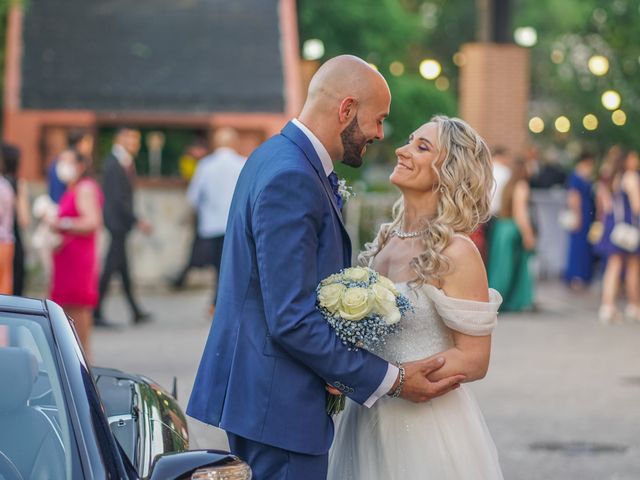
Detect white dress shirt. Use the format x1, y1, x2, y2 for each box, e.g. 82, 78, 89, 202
292, 118, 399, 407
0, 176, 15, 243
187, 147, 246, 238
292, 118, 333, 176
112, 144, 133, 169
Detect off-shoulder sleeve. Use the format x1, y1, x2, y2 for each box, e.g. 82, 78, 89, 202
424, 285, 503, 336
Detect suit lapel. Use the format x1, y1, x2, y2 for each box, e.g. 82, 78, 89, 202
281, 122, 352, 265
281, 122, 347, 230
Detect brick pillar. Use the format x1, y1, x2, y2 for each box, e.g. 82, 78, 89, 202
300, 59, 320, 102
459, 43, 529, 154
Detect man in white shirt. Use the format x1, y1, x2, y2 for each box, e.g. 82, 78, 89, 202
180, 128, 245, 312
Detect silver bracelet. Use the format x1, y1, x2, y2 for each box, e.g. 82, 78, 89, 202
391, 363, 405, 398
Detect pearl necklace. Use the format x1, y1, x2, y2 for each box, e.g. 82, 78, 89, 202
392, 227, 429, 239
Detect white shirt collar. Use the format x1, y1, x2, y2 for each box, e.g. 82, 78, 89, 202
112, 144, 133, 168
292, 118, 333, 176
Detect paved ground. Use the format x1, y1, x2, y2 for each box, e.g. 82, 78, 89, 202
92, 281, 640, 479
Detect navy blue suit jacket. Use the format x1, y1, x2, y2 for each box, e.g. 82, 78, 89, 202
187, 122, 388, 455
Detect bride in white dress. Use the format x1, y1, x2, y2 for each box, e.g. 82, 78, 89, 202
329, 116, 504, 479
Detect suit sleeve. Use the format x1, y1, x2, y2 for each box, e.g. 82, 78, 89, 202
253, 168, 389, 404
104, 161, 137, 231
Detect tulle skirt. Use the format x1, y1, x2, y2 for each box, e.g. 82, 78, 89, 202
328, 385, 503, 480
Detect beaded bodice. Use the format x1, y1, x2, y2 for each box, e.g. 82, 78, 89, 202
370, 282, 454, 364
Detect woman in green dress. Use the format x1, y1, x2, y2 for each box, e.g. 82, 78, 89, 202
488, 159, 536, 311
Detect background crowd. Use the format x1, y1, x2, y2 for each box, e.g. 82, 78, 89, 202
0, 127, 246, 358
477, 143, 640, 325
0, 124, 638, 354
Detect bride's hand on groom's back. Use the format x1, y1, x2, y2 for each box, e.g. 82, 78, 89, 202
399, 357, 466, 403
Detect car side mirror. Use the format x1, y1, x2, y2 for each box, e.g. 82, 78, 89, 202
149, 450, 251, 480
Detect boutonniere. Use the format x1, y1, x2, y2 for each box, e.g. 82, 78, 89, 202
337, 178, 355, 203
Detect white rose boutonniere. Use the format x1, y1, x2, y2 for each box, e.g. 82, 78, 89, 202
337, 178, 354, 204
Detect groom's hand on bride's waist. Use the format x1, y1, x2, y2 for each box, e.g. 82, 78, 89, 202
392, 357, 466, 403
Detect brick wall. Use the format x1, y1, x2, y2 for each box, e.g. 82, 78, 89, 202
459, 43, 530, 155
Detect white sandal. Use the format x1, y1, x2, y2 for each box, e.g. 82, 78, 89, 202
599, 305, 621, 325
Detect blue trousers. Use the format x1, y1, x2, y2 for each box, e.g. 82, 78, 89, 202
227, 433, 328, 480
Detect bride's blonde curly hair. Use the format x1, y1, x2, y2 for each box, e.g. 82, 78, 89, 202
358, 115, 494, 284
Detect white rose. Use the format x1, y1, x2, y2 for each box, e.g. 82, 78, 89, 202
371, 284, 396, 312
342, 267, 370, 283
371, 284, 401, 325
320, 273, 343, 286
376, 275, 399, 295
340, 287, 372, 321
318, 283, 346, 314
383, 305, 401, 325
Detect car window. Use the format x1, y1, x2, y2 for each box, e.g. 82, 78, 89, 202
0, 315, 76, 480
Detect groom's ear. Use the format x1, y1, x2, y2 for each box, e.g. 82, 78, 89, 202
338, 97, 358, 124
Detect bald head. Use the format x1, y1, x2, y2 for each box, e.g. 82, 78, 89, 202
299, 55, 391, 167
213, 127, 239, 150
306, 55, 389, 108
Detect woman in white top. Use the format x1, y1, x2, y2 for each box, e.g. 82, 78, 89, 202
329, 116, 503, 479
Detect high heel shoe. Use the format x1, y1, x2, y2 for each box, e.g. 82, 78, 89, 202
624, 304, 640, 323
599, 305, 621, 325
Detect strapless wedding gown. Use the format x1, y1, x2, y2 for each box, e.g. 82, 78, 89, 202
328, 282, 504, 479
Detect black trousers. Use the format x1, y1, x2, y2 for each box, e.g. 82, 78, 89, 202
174, 234, 224, 305
210, 235, 224, 305
96, 232, 142, 318
174, 235, 217, 285
12, 229, 24, 296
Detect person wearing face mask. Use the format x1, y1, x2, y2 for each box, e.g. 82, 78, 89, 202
50, 149, 104, 360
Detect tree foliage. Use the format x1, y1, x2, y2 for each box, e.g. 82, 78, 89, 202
298, 0, 640, 160
514, 0, 640, 152
298, 0, 459, 167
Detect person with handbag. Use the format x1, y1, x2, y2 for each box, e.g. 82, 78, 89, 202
599, 149, 640, 324
563, 153, 596, 290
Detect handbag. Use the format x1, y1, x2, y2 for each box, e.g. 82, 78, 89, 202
558, 209, 579, 231
610, 193, 640, 252
587, 221, 603, 244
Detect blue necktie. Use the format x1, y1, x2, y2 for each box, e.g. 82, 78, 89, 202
327, 172, 344, 211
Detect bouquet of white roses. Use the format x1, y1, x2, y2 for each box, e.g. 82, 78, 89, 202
316, 266, 413, 414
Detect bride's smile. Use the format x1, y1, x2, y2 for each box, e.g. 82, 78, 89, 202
390, 122, 440, 194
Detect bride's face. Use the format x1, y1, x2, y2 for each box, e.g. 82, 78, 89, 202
390, 122, 440, 193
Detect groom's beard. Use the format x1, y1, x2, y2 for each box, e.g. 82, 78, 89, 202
340, 116, 370, 168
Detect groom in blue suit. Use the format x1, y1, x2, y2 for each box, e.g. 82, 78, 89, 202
188, 56, 463, 479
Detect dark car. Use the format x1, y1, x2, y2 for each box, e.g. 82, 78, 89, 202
0, 295, 251, 480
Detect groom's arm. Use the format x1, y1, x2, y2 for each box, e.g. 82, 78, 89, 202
253, 167, 390, 405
